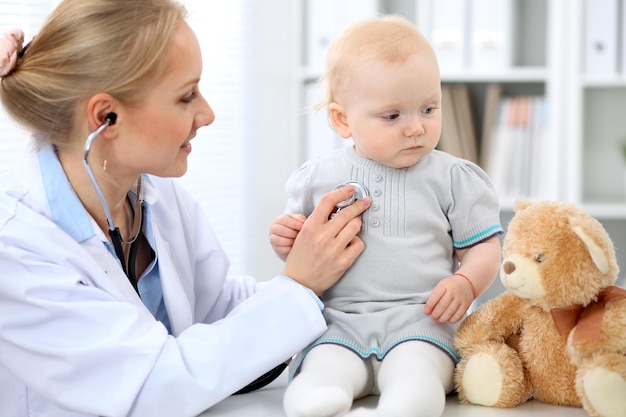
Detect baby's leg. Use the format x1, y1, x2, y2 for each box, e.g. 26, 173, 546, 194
284, 344, 372, 417
348, 341, 454, 417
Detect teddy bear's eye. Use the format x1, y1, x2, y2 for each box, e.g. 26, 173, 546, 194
535, 254, 545, 263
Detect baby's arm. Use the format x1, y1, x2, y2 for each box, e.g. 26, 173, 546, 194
424, 236, 501, 323
269, 213, 306, 261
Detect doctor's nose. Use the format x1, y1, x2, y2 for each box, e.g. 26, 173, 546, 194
196, 94, 216, 128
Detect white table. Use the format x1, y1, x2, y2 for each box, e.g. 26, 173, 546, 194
198, 373, 589, 417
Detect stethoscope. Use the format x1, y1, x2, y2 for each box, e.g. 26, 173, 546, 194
330, 181, 370, 218
83, 112, 144, 294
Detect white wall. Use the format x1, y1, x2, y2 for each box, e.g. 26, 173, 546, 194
247, 1, 302, 280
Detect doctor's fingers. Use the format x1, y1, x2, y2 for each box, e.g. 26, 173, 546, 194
308, 186, 371, 230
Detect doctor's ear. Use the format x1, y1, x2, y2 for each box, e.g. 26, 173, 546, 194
86, 93, 119, 133
328, 102, 351, 139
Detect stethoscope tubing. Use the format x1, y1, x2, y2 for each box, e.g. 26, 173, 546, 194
83, 119, 117, 232
83, 117, 142, 294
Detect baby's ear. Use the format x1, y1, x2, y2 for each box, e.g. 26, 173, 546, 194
328, 102, 351, 138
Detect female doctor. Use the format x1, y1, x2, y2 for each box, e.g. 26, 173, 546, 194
0, 1, 370, 416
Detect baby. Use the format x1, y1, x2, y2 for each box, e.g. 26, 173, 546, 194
270, 16, 503, 417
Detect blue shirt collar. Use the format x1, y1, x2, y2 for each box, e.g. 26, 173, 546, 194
38, 144, 154, 243
39, 144, 95, 243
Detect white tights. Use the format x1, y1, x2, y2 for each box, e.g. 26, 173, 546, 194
283, 341, 454, 417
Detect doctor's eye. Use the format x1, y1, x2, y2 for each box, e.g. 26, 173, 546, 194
181, 90, 198, 104
534, 253, 545, 263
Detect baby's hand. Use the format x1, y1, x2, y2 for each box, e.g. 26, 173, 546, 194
269, 214, 306, 261
424, 274, 474, 323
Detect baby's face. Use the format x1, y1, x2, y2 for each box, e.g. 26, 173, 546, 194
338, 53, 441, 169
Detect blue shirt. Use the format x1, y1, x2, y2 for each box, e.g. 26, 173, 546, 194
39, 145, 172, 333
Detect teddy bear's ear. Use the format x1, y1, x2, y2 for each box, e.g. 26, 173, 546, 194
571, 224, 610, 275
514, 199, 532, 212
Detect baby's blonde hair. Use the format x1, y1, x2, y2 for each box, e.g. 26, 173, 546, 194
0, 0, 187, 148
316, 15, 436, 110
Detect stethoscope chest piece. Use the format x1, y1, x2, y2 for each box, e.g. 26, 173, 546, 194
331, 181, 369, 218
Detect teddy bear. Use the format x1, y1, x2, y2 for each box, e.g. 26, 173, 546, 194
453, 200, 626, 417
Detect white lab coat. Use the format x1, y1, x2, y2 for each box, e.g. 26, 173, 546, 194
0, 142, 326, 417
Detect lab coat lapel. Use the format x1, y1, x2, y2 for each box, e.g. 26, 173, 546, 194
152, 222, 193, 336
81, 235, 149, 310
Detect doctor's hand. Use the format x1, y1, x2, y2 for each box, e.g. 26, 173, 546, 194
283, 186, 370, 296
269, 213, 306, 262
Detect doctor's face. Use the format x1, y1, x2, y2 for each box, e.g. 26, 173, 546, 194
115, 21, 215, 178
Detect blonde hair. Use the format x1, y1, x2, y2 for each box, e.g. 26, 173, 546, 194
316, 15, 436, 110
0, 0, 187, 148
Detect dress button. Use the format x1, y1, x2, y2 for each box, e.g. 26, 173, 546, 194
373, 188, 381, 196
371, 219, 380, 227
374, 174, 382, 181
371, 203, 380, 211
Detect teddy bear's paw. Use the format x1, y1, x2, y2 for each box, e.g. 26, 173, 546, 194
581, 367, 626, 417
459, 352, 503, 406
456, 342, 532, 408
285, 387, 352, 417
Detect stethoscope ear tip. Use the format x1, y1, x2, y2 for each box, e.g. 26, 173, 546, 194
105, 112, 117, 126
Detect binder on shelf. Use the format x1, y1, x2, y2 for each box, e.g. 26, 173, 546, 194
306, 0, 378, 73
452, 84, 478, 163
439, 85, 465, 159
417, 0, 469, 72
469, 0, 515, 72
479, 83, 503, 170
306, 0, 334, 73
439, 84, 478, 163
583, 0, 618, 75
528, 96, 550, 199
485, 94, 549, 200
485, 97, 514, 197
622, 0, 626, 73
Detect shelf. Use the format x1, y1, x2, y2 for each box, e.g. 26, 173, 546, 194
440, 67, 548, 83
581, 76, 626, 88
500, 200, 626, 220
299, 66, 548, 85
580, 203, 626, 219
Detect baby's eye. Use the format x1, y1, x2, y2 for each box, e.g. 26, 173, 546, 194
383, 113, 400, 120
422, 106, 436, 115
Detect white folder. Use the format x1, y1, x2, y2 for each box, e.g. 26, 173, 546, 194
417, 0, 469, 73
470, 0, 515, 72
583, 0, 618, 75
